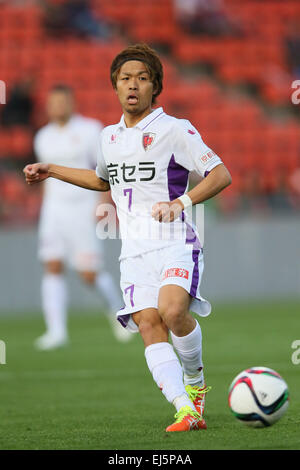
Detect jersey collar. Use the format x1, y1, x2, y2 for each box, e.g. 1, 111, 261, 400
117, 107, 165, 131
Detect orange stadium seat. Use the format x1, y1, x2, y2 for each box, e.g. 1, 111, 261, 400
10, 127, 33, 159
172, 0, 296, 105
0, 0, 299, 216
0, 132, 11, 158
1, 173, 27, 204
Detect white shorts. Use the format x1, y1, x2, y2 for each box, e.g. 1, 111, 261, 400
38, 201, 102, 271
117, 242, 211, 333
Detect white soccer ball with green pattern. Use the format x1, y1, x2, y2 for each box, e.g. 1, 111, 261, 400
228, 367, 289, 427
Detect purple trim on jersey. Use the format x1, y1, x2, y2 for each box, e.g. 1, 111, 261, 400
190, 248, 200, 297
167, 154, 189, 200
142, 111, 164, 131
167, 154, 201, 297
185, 221, 202, 249
204, 170, 210, 177
185, 221, 202, 297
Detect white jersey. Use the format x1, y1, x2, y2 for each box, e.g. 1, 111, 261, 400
96, 107, 223, 260
34, 114, 103, 205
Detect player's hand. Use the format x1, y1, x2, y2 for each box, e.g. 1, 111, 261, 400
23, 163, 50, 185
151, 200, 184, 223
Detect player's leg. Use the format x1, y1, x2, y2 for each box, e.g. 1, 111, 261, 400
133, 308, 206, 431
158, 240, 212, 414
35, 259, 69, 350
133, 307, 192, 407
158, 285, 209, 416
78, 269, 132, 342
159, 285, 203, 382
132, 308, 169, 347
116, 252, 206, 431
36, 201, 69, 350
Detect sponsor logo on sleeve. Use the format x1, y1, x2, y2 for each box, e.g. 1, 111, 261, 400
201, 150, 217, 165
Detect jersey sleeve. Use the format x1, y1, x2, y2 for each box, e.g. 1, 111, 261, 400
95, 132, 109, 182
174, 120, 223, 177
87, 120, 104, 169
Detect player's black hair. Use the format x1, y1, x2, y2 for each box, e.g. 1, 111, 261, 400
110, 43, 163, 104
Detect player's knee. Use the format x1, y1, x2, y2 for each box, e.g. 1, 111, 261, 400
139, 317, 159, 338
45, 260, 64, 275
138, 312, 168, 344
159, 301, 186, 327
79, 271, 96, 285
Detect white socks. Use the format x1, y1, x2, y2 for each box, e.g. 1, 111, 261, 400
145, 324, 204, 413
41, 271, 122, 340
41, 273, 68, 339
145, 342, 196, 412
95, 272, 123, 313
171, 321, 204, 387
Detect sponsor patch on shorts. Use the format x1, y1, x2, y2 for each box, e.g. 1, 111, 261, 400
163, 268, 189, 280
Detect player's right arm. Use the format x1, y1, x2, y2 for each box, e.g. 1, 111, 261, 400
23, 163, 110, 192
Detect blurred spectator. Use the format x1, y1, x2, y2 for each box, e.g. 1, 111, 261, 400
285, 19, 300, 78
65, 0, 112, 40
42, 0, 68, 36
42, 0, 113, 40
1, 77, 35, 128
174, 0, 243, 37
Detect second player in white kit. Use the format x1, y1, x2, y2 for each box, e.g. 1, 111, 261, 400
36, 114, 102, 270
34, 85, 131, 349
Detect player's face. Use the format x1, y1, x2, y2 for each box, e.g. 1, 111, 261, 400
115, 60, 155, 119
46, 92, 74, 124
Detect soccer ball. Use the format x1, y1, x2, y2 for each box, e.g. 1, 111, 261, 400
228, 366, 289, 427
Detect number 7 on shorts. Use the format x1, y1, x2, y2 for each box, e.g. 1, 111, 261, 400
124, 284, 135, 307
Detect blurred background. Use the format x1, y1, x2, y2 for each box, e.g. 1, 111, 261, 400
0, 0, 300, 312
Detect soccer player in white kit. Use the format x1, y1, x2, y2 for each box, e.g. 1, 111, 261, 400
24, 44, 231, 431
34, 84, 131, 350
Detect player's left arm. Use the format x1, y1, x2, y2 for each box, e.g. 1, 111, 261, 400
152, 163, 231, 223
184, 163, 232, 206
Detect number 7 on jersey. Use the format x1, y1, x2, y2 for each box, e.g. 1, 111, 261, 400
123, 188, 133, 212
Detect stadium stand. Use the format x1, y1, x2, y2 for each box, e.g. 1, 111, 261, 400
0, 0, 299, 225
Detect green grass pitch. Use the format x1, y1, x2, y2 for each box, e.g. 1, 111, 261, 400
0, 300, 299, 450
